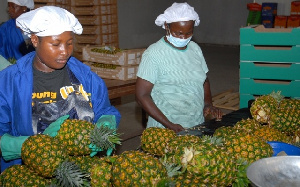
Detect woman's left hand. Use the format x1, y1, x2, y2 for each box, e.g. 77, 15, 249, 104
203, 104, 223, 121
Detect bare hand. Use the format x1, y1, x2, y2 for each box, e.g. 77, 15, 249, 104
204, 105, 223, 121
168, 124, 185, 133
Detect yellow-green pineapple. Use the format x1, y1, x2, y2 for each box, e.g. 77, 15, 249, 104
141, 127, 176, 156
111, 150, 167, 187
21, 134, 67, 178
253, 125, 293, 143
250, 91, 283, 124
90, 158, 113, 187
56, 119, 121, 156
0, 164, 51, 186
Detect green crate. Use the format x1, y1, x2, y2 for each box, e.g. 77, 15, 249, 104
240, 61, 300, 80
240, 45, 300, 62
239, 94, 255, 108
240, 25, 300, 45
240, 78, 300, 97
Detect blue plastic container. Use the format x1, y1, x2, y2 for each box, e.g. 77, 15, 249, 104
267, 141, 300, 156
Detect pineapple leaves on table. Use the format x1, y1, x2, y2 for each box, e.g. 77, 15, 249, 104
43, 115, 70, 137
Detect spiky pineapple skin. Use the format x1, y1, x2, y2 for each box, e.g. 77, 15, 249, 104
21, 134, 67, 178
269, 107, 300, 136
0, 164, 51, 187
141, 127, 176, 156
90, 159, 113, 187
253, 125, 292, 143
250, 95, 278, 124
56, 119, 95, 156
111, 150, 167, 187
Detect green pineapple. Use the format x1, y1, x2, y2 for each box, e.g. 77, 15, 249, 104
250, 91, 283, 124
279, 98, 300, 110
141, 127, 176, 156
111, 150, 167, 187
21, 134, 67, 178
0, 164, 51, 186
269, 107, 300, 136
56, 119, 121, 156
90, 158, 114, 187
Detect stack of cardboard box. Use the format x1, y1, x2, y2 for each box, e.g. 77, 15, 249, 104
82, 45, 145, 81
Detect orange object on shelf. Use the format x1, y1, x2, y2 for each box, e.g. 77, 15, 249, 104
291, 1, 300, 15
274, 16, 287, 28
287, 15, 300, 28
247, 3, 262, 11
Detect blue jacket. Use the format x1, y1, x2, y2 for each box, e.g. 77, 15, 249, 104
0, 52, 121, 171
0, 19, 25, 60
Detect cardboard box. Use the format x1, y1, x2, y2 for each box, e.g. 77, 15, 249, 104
77, 15, 118, 25
274, 16, 287, 28
291, 1, 300, 15
261, 2, 277, 16
82, 24, 118, 35
82, 45, 146, 66
261, 15, 275, 28
287, 15, 300, 28
71, 0, 117, 6
74, 33, 118, 44
84, 61, 138, 80
71, 5, 117, 16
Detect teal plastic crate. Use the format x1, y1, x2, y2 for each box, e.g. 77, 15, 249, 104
240, 61, 300, 80
240, 45, 300, 62
240, 25, 300, 45
240, 94, 255, 108
240, 78, 300, 97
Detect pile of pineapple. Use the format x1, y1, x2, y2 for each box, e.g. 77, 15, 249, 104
0, 91, 299, 187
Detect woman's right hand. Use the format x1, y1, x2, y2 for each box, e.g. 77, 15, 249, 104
168, 123, 185, 133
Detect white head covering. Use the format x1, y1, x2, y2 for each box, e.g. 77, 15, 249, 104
7, 0, 34, 10
16, 6, 83, 37
155, 2, 200, 29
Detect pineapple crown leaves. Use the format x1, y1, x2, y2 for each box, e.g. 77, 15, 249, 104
232, 158, 251, 187
159, 155, 183, 178
53, 161, 91, 187
269, 90, 284, 103
89, 125, 122, 150
201, 135, 224, 146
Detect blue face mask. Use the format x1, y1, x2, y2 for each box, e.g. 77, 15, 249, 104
166, 34, 192, 48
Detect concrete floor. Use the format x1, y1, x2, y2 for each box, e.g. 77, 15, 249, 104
113, 44, 240, 154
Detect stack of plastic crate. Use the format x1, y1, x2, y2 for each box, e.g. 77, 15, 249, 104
70, 0, 119, 60
239, 25, 300, 108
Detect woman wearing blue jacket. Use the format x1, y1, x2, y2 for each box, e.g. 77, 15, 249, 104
0, 0, 35, 60
0, 6, 121, 172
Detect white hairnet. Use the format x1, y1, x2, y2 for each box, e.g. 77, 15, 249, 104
7, 0, 34, 10
16, 6, 83, 37
155, 2, 200, 29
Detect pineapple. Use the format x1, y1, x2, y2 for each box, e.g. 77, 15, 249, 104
222, 133, 273, 164
141, 127, 176, 156
279, 98, 300, 110
56, 119, 121, 156
0, 164, 51, 186
111, 150, 167, 187
269, 107, 300, 136
253, 125, 293, 143
21, 134, 67, 178
90, 159, 113, 187
250, 91, 283, 124
214, 118, 261, 138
